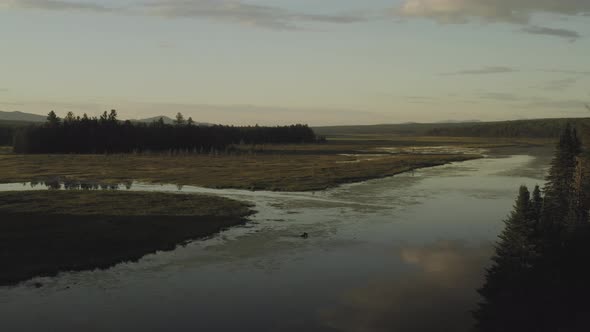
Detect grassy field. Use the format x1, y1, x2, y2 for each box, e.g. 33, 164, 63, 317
0, 191, 254, 285
0, 136, 551, 191
0, 151, 479, 192
0, 136, 552, 191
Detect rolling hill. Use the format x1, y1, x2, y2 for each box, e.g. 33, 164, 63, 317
0, 111, 46, 123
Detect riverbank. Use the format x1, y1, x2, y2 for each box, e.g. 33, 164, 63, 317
0, 150, 553, 331
0, 191, 254, 285
0, 151, 480, 192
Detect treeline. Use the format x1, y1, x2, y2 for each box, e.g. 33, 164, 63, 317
13, 111, 321, 154
0, 120, 32, 146
428, 118, 590, 139
0, 124, 14, 146
475, 124, 590, 331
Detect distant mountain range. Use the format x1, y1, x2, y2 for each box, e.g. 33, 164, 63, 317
436, 119, 482, 124
0, 111, 46, 122
0, 111, 210, 126
133, 116, 212, 126
133, 115, 176, 125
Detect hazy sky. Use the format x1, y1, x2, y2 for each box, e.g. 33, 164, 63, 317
1, 0, 590, 125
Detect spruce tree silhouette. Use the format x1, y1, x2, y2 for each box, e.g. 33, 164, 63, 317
475, 125, 590, 332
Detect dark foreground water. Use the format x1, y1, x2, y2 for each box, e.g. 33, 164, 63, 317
0, 148, 550, 332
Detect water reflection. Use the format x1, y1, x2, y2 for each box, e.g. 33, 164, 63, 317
321, 241, 493, 332
27, 179, 133, 190
0, 149, 553, 332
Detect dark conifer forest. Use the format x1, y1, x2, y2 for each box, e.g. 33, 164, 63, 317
475, 124, 590, 331
427, 118, 590, 139
12, 110, 320, 154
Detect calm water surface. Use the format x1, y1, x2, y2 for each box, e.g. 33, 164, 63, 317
0, 148, 551, 331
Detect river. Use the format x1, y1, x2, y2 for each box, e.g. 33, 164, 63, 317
0, 147, 551, 331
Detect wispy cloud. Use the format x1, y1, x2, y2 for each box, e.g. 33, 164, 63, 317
524, 99, 589, 110
534, 77, 581, 91
395, 0, 590, 24
2, 0, 368, 30
140, 0, 367, 30
477, 92, 524, 101
522, 25, 581, 40
2, 0, 117, 12
394, 0, 588, 39
543, 69, 590, 76
474, 91, 589, 110
441, 66, 518, 76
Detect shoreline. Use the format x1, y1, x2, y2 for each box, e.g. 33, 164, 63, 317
0, 152, 482, 192
0, 155, 481, 193
0, 191, 254, 286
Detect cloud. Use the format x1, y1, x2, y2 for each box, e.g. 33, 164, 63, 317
473, 92, 589, 111
140, 0, 367, 30
402, 95, 440, 104
522, 25, 581, 40
535, 77, 581, 91
394, 0, 588, 39
477, 92, 524, 101
441, 66, 518, 76
3, 0, 367, 30
524, 99, 589, 110
2, 0, 116, 12
395, 0, 590, 24
543, 69, 590, 76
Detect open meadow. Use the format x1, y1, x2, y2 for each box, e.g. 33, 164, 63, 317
0, 136, 551, 192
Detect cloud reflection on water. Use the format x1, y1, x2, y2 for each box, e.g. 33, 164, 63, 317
320, 241, 493, 332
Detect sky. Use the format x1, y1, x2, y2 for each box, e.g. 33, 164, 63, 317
1, 0, 590, 126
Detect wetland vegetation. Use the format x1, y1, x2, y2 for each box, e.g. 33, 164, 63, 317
1, 111, 587, 330
0, 191, 253, 285
0, 151, 479, 192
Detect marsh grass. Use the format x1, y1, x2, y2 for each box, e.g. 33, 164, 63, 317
0, 137, 502, 191
0, 152, 480, 191
0, 191, 254, 285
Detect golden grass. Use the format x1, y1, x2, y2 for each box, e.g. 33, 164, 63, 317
1, 136, 549, 192
0, 152, 477, 192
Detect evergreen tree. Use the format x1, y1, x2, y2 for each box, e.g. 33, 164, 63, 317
541, 123, 581, 238
476, 186, 539, 331
108, 109, 118, 123
15, 110, 319, 153
572, 127, 582, 155
64, 111, 75, 124
174, 112, 185, 126
531, 185, 543, 223
46, 111, 60, 127
566, 160, 590, 231
99, 111, 108, 124
475, 125, 590, 332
